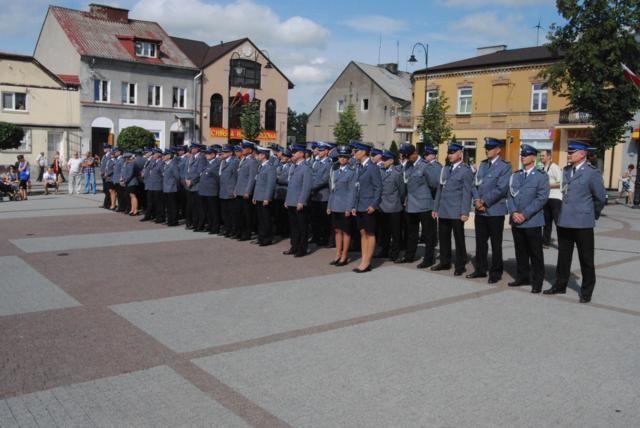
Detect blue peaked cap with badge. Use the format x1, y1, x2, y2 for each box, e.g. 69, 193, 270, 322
281, 149, 292, 158
447, 143, 464, 153
151, 148, 163, 154
381, 150, 395, 160
399, 143, 416, 155
315, 141, 334, 150
423, 145, 437, 155
221, 145, 234, 152
349, 140, 372, 152
233, 145, 242, 152
484, 137, 503, 149
520, 144, 538, 156
371, 148, 383, 156
291, 144, 308, 153
204, 146, 217, 154
241, 140, 256, 150
567, 140, 593, 152
336, 145, 351, 157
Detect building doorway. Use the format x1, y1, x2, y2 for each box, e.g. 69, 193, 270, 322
47, 131, 63, 162
170, 132, 185, 147
91, 127, 111, 155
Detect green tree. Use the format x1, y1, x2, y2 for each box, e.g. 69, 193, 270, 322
389, 140, 399, 156
542, 0, 640, 151
240, 100, 262, 142
333, 103, 362, 145
117, 126, 156, 152
0, 122, 24, 150
287, 108, 308, 143
417, 96, 452, 147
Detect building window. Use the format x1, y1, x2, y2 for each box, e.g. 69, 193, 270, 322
337, 99, 345, 113
229, 59, 261, 89
148, 85, 162, 107
210, 93, 223, 127
121, 82, 137, 105
531, 83, 548, 112
457, 87, 472, 114
172, 87, 187, 109
361, 98, 369, 111
265, 99, 277, 131
93, 80, 110, 103
1, 129, 31, 152
1, 92, 27, 111
427, 90, 438, 105
229, 97, 243, 129
455, 139, 476, 164
135, 41, 158, 58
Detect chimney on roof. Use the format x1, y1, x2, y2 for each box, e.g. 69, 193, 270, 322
89, 4, 129, 23
476, 45, 507, 56
379, 63, 399, 75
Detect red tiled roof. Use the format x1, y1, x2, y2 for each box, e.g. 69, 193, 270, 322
57, 74, 81, 86
49, 6, 196, 69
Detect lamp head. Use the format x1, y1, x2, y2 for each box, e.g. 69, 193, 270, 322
408, 54, 417, 63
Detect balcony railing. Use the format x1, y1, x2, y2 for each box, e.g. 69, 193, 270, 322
559, 108, 591, 125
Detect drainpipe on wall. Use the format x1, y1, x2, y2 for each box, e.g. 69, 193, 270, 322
193, 71, 203, 143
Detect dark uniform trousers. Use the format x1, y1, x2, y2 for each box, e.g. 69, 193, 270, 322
288, 206, 309, 256
543, 198, 562, 245
199, 196, 220, 233
144, 190, 163, 220
235, 197, 254, 239
310, 201, 330, 244
511, 226, 545, 288
102, 181, 111, 208
220, 199, 236, 235
177, 186, 186, 220
273, 199, 289, 237
406, 212, 436, 262
256, 203, 273, 243
438, 218, 467, 270
138, 185, 147, 212
164, 192, 178, 226
116, 184, 129, 212
555, 227, 596, 297
380, 212, 403, 259
474, 215, 505, 279
186, 191, 203, 228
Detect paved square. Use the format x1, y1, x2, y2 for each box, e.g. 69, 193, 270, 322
194, 290, 640, 427
0, 366, 249, 427
111, 267, 488, 353
0, 256, 79, 316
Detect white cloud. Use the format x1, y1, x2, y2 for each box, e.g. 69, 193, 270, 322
286, 64, 333, 84
130, 0, 330, 48
439, 11, 537, 47
441, 0, 552, 6
343, 15, 407, 34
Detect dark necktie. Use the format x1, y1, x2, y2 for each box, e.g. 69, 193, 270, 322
571, 166, 576, 177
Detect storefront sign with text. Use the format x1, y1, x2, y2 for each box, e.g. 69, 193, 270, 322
210, 128, 277, 141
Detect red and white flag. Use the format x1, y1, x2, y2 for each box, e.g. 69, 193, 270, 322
622, 63, 640, 88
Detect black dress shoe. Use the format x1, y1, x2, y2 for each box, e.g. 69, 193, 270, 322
294, 252, 308, 258
238, 237, 251, 242
579, 296, 591, 303
167, 222, 178, 227
140, 217, 152, 222
154, 219, 165, 224
487, 277, 501, 284
394, 257, 414, 264
329, 259, 340, 266
508, 280, 530, 287
531, 287, 542, 294
374, 251, 389, 259
417, 259, 434, 269
283, 249, 296, 255
353, 265, 372, 273
543, 287, 566, 295
336, 258, 350, 267
430, 264, 451, 271
465, 271, 487, 279
454, 269, 466, 276
259, 241, 273, 247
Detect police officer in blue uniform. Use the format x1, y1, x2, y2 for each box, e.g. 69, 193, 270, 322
284, 144, 313, 257
423, 145, 442, 248
378, 150, 405, 262
185, 143, 207, 229
112, 147, 127, 212
161, 148, 180, 226
121, 152, 140, 215
175, 145, 188, 220
467, 137, 512, 283
327, 145, 357, 266
544, 141, 606, 302
350, 140, 383, 273
507, 144, 550, 293
432, 143, 473, 275
197, 146, 221, 234
234, 141, 259, 241
218, 145, 239, 237
253, 147, 277, 246
396, 143, 438, 268
310, 141, 333, 246
100, 144, 112, 209
141, 149, 164, 222
274, 149, 292, 237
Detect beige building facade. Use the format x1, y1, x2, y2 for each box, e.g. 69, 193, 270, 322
412, 46, 622, 188
0, 53, 80, 168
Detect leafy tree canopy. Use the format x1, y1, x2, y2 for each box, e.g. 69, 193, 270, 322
117, 126, 156, 152
333, 103, 362, 146
0, 122, 25, 150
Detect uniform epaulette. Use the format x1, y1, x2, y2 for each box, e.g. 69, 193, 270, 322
587, 163, 598, 169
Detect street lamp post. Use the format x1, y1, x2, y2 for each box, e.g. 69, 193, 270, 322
408, 43, 429, 144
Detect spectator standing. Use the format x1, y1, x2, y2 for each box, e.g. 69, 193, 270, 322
51, 152, 66, 183
36, 152, 46, 182
43, 167, 58, 194
67, 152, 83, 195
619, 164, 636, 206
82, 152, 97, 194
540, 150, 563, 247
16, 155, 30, 200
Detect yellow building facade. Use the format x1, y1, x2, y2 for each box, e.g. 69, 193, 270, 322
411, 46, 622, 188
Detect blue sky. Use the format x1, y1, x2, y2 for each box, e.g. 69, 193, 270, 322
0, 0, 563, 113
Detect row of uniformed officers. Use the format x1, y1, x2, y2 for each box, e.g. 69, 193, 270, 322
99, 137, 606, 302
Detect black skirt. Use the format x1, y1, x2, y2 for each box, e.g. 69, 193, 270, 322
356, 211, 377, 234
331, 212, 353, 234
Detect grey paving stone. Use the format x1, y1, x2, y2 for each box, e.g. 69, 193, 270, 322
0, 256, 80, 316
111, 267, 488, 353
10, 228, 216, 253
194, 290, 640, 428
0, 366, 248, 428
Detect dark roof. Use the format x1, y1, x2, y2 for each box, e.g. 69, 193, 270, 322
47, 6, 197, 69
171, 36, 294, 89
414, 46, 562, 75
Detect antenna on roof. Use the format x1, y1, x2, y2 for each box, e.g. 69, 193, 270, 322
378, 34, 382, 64
534, 19, 544, 46
396, 40, 399, 66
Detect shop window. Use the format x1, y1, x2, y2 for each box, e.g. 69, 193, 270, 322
210, 94, 223, 127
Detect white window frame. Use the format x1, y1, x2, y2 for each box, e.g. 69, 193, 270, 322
457, 87, 472, 114
122, 82, 137, 105
94, 80, 110, 103
530, 83, 548, 112
1, 91, 28, 112
361, 98, 369, 112
336, 99, 345, 113
427, 90, 439, 105
148, 85, 162, 107
135, 41, 158, 58
1, 129, 31, 153
172, 87, 187, 109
